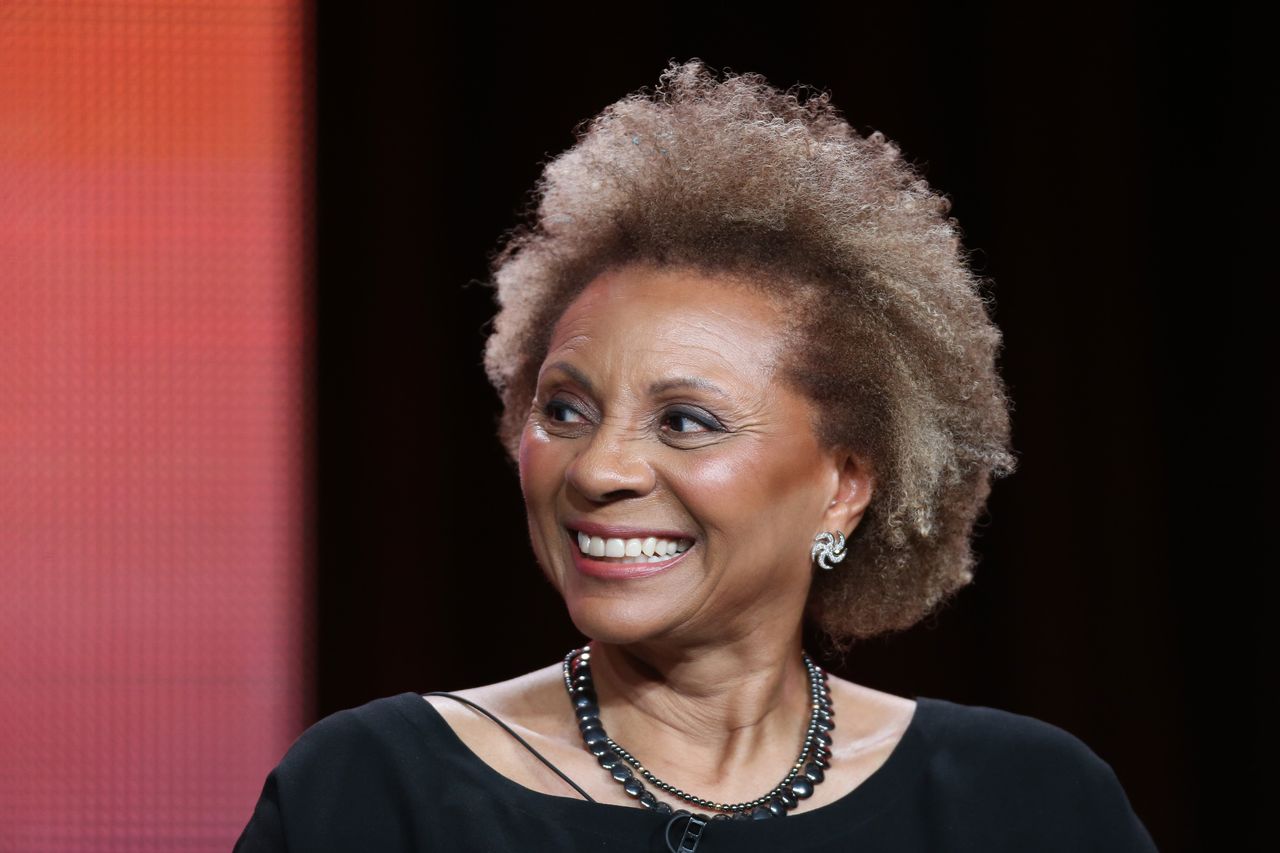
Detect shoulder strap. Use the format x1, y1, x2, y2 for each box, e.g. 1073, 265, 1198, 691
421, 691, 595, 803
425, 693, 710, 853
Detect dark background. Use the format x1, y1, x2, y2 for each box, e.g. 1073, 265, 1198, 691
310, 5, 1266, 851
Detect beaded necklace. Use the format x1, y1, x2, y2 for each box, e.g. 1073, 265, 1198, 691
561, 644, 834, 824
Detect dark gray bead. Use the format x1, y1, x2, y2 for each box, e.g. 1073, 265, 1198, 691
582, 728, 608, 746
610, 764, 633, 782
751, 807, 773, 820
803, 763, 825, 784
572, 696, 597, 712
767, 799, 788, 817
589, 742, 611, 757
778, 788, 798, 808
639, 791, 658, 809
577, 715, 600, 733
790, 777, 814, 799
597, 753, 621, 769
816, 731, 832, 747
623, 779, 644, 798
653, 801, 673, 815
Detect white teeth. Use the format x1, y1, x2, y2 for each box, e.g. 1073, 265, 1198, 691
573, 531, 695, 561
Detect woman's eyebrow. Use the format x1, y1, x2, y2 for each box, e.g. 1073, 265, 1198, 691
542, 361, 596, 394
648, 376, 729, 398
543, 361, 728, 399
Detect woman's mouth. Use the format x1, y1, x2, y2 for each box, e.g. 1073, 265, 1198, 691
565, 527, 695, 579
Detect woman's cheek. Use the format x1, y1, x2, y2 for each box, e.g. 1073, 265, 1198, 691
673, 448, 757, 508
517, 421, 554, 499
517, 425, 565, 588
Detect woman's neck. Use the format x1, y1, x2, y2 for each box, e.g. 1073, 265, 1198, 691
584, 626, 812, 794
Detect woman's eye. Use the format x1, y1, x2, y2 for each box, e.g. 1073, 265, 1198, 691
662, 410, 718, 434
545, 400, 585, 423
541, 400, 717, 434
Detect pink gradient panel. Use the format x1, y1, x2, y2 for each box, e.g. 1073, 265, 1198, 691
0, 2, 310, 849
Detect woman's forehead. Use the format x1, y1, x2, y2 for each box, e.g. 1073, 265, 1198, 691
550, 265, 790, 345
544, 266, 790, 384
568, 264, 783, 311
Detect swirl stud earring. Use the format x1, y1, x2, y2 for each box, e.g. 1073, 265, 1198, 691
811, 531, 848, 570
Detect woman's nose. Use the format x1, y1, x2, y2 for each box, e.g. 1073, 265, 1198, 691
564, 420, 656, 502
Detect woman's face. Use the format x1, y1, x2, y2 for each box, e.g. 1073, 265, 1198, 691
518, 264, 869, 647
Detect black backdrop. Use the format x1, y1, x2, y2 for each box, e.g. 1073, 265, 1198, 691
310, 5, 1267, 851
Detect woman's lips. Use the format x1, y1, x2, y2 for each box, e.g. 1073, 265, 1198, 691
567, 529, 693, 579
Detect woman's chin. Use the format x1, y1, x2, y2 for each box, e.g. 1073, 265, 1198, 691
551, 549, 703, 642
560, 594, 687, 647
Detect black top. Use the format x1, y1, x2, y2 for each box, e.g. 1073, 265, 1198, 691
233, 691, 1159, 852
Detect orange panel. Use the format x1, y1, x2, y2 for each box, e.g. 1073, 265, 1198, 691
0, 2, 310, 849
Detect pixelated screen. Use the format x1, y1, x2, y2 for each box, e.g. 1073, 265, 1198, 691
0, 2, 310, 849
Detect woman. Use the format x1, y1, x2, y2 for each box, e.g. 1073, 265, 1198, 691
235, 60, 1158, 852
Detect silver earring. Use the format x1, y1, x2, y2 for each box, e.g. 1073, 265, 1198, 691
811, 531, 848, 570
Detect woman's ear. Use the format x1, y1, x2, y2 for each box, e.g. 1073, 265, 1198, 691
821, 449, 875, 537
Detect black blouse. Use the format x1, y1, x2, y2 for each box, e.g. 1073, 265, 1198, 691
234, 691, 1159, 852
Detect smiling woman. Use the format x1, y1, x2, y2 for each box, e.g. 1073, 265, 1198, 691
234, 59, 1160, 852
520, 266, 863, 649
482, 72, 1018, 656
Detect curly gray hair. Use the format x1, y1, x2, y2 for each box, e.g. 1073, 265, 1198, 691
482, 59, 1018, 655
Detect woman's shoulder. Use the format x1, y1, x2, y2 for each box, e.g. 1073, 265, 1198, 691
914, 694, 1115, 772
910, 696, 1158, 850
272, 692, 434, 773
234, 692, 456, 852
420, 661, 572, 747
822, 680, 1124, 795
916, 696, 1157, 824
